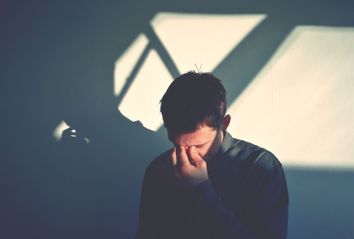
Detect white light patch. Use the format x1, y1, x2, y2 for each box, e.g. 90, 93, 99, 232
53, 120, 70, 141
151, 13, 266, 72
117, 49, 173, 131
114, 34, 149, 96
228, 26, 354, 169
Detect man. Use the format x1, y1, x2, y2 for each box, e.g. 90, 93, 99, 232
135, 72, 289, 239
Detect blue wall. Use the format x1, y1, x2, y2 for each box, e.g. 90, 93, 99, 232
1, 0, 353, 238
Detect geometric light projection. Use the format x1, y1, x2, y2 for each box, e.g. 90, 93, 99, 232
53, 120, 70, 141
114, 34, 149, 96
150, 13, 266, 73
52, 120, 90, 143
228, 26, 354, 169
117, 49, 173, 131
114, 13, 266, 131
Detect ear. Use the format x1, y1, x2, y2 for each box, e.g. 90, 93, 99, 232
222, 114, 231, 131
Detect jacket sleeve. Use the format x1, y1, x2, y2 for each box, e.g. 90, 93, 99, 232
191, 152, 289, 239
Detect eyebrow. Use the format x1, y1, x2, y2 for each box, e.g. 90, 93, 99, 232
167, 134, 211, 147
173, 141, 208, 148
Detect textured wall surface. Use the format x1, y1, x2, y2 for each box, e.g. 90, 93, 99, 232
1, 1, 353, 238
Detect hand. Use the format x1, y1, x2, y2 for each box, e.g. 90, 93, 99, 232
171, 146, 209, 187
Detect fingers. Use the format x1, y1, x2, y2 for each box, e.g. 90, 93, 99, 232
171, 147, 177, 167
176, 145, 190, 167
171, 146, 209, 186
172, 146, 205, 169
188, 146, 206, 167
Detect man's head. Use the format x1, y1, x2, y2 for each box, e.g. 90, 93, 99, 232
160, 71, 231, 161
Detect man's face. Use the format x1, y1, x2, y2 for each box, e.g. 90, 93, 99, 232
168, 125, 224, 162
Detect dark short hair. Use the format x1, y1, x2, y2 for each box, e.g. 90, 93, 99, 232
160, 71, 226, 134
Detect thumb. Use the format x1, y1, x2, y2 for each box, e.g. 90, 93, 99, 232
188, 146, 205, 167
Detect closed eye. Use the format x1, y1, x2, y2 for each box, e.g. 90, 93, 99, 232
194, 142, 208, 148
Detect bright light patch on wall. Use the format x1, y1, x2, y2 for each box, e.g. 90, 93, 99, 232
150, 13, 266, 72
114, 13, 264, 131
53, 120, 70, 141
117, 49, 173, 131
228, 26, 354, 169
114, 34, 149, 96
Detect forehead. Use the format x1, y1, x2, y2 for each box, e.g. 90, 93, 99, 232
168, 126, 217, 146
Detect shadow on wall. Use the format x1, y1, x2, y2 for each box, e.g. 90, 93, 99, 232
1, 0, 353, 239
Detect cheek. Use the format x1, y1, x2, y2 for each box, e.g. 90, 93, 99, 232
197, 149, 207, 158
205, 140, 221, 158
197, 146, 212, 158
